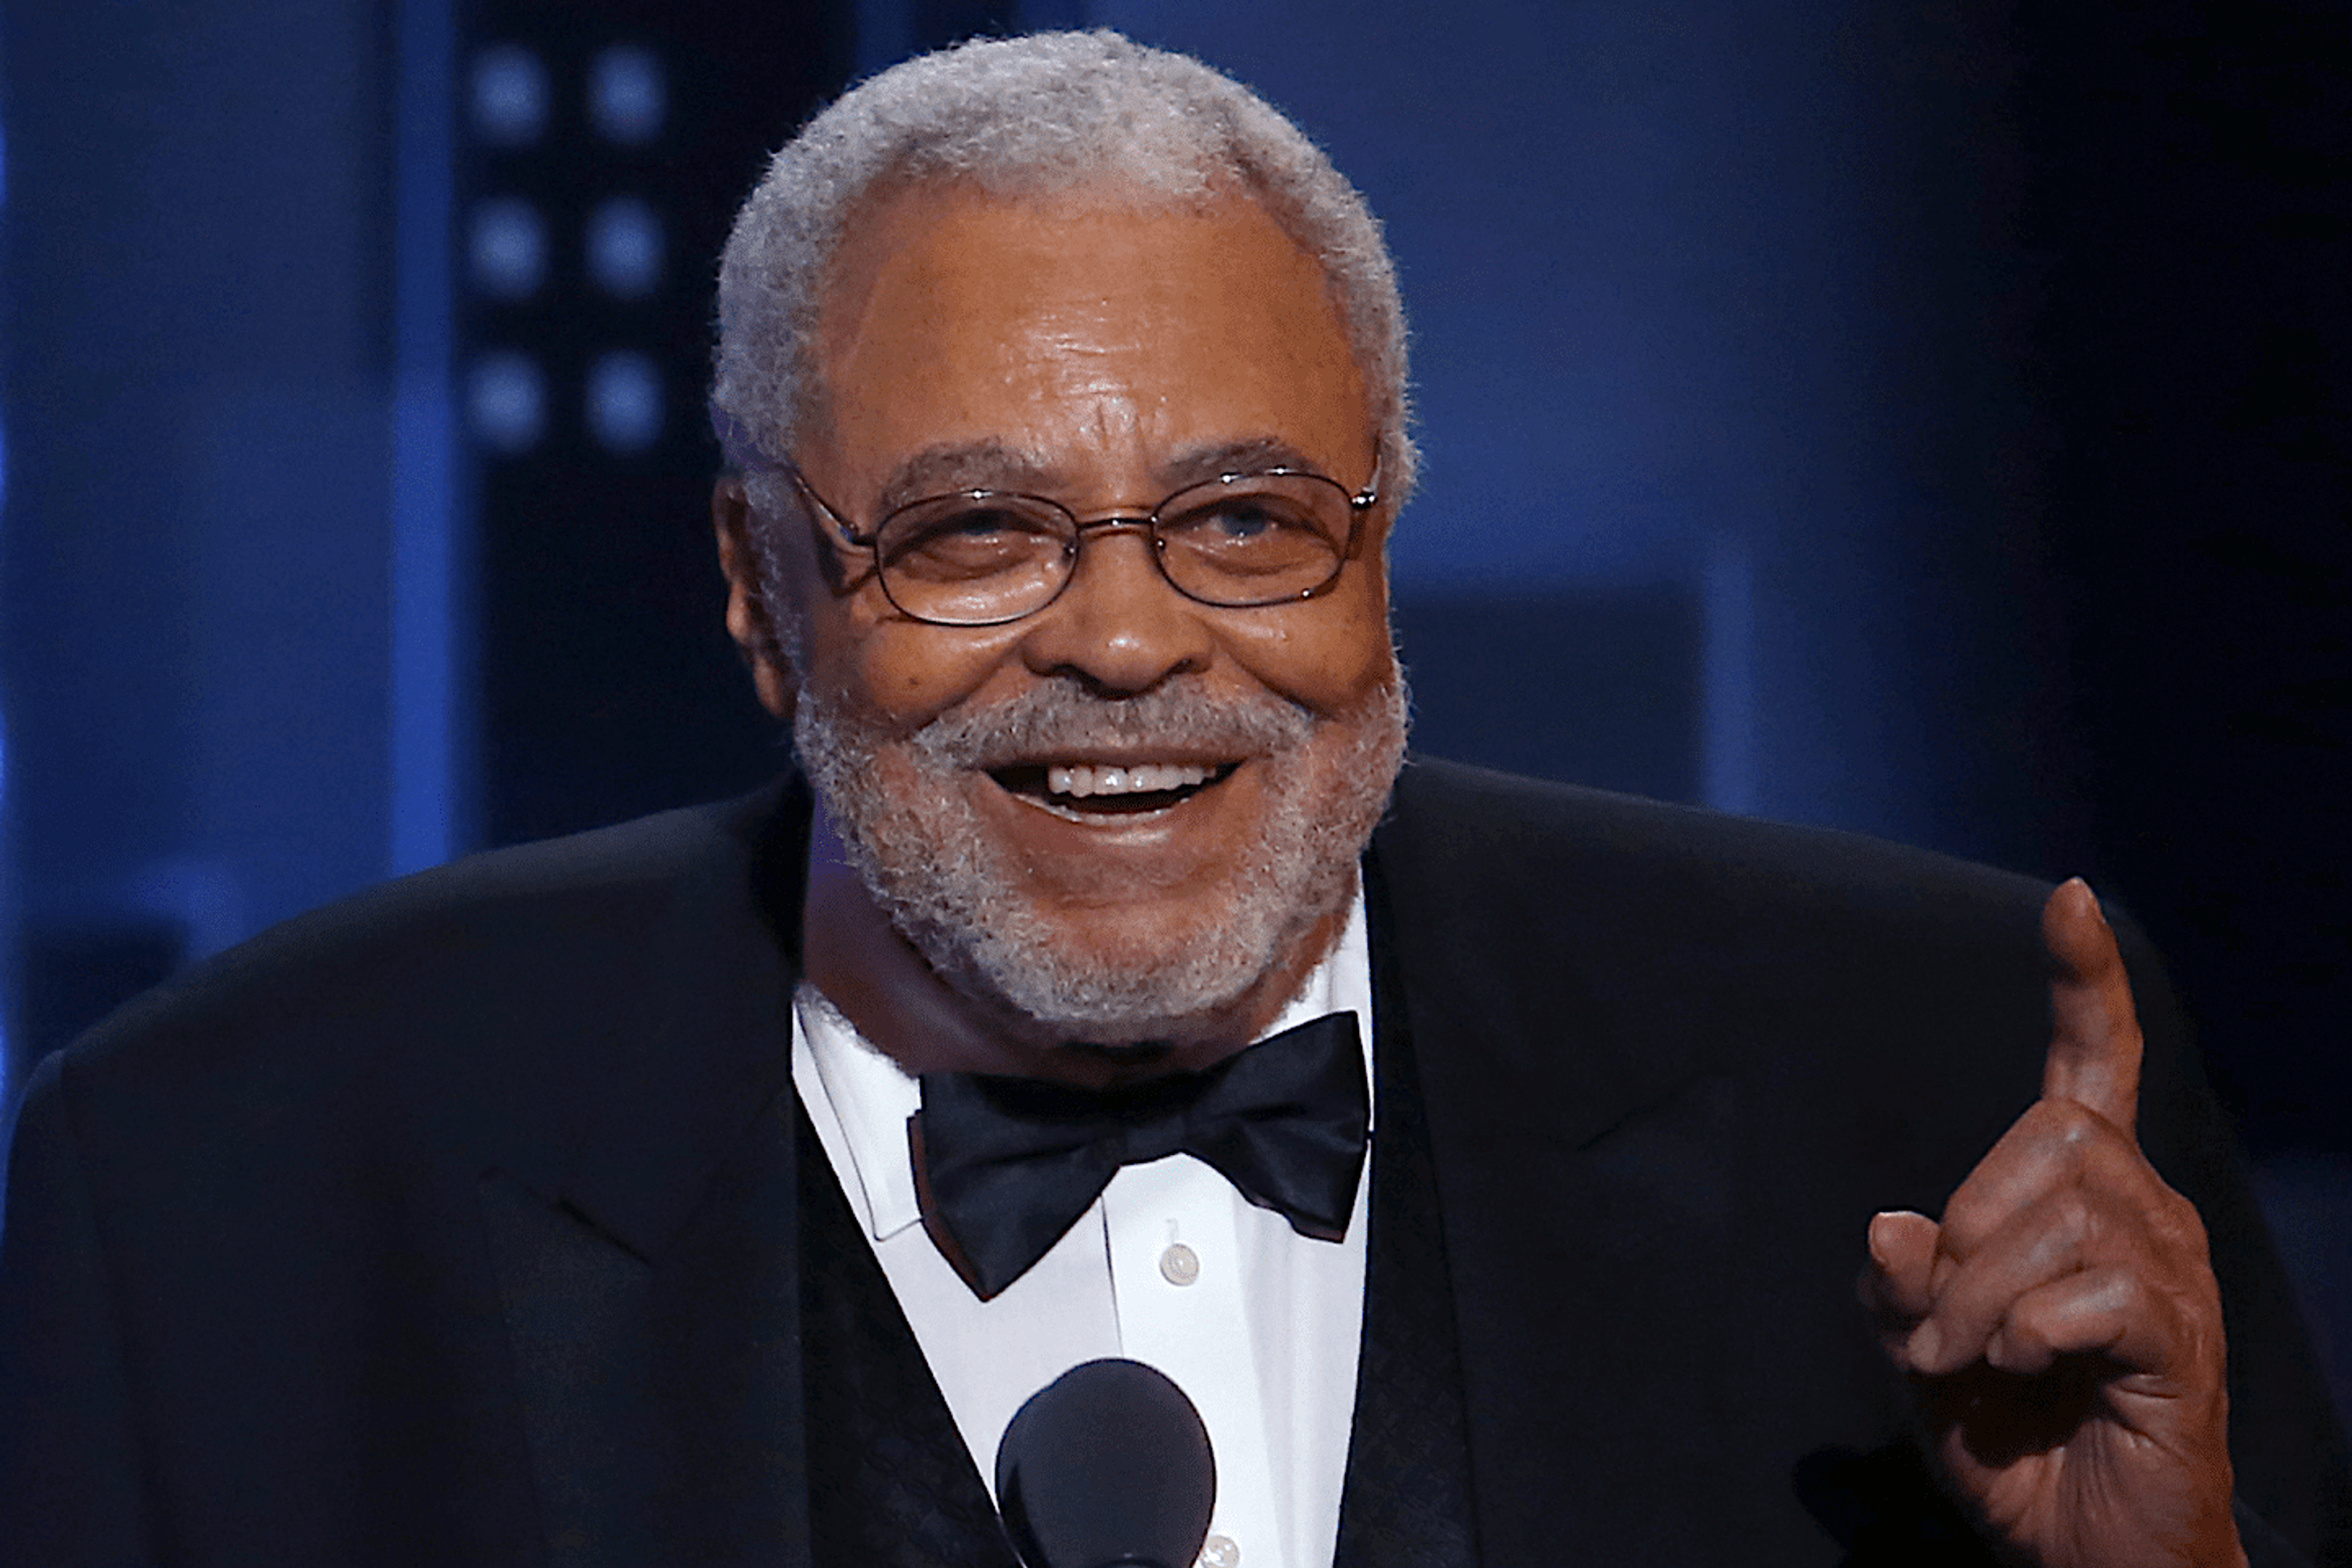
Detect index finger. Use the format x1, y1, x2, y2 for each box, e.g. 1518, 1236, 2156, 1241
2040, 877, 2144, 1139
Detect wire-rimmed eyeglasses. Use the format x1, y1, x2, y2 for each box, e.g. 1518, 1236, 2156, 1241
773, 457, 1381, 628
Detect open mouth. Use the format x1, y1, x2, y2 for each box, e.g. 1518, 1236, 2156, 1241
989, 760, 1238, 817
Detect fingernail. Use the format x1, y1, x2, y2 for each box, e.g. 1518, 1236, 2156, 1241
1866, 1212, 1898, 1268
1866, 1209, 1930, 1267
1908, 1320, 1943, 1371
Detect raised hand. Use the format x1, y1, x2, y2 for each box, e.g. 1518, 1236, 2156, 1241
1860, 879, 2245, 1568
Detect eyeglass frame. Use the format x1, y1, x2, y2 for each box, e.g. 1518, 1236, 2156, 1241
761, 454, 1384, 629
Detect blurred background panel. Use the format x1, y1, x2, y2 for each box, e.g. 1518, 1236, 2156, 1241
1, 0, 2344, 1407
460, 0, 852, 847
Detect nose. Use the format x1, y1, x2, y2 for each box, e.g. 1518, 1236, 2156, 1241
1016, 522, 1217, 695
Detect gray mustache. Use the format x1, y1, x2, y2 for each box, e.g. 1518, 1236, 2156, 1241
905, 680, 1315, 769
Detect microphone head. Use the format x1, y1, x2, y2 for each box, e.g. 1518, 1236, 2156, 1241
994, 1357, 1217, 1568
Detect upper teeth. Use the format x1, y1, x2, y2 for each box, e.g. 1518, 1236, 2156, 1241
1047, 762, 1215, 799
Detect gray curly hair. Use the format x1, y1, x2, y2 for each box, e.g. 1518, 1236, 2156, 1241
710, 28, 1416, 507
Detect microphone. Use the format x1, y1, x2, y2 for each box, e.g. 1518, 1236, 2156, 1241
995, 1357, 1217, 1568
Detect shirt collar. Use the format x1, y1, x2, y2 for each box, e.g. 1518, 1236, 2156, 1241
793, 889, 1375, 1243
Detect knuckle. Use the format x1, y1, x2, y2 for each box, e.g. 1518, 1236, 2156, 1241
2095, 1265, 2150, 1317
2166, 1188, 2211, 1245
2134, 1180, 2213, 1262
2013, 1193, 2086, 1270
2051, 1187, 2098, 1245
2022, 1097, 2106, 1162
2049, 1101, 2104, 1149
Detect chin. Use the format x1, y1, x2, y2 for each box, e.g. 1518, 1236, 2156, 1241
933, 889, 1334, 1047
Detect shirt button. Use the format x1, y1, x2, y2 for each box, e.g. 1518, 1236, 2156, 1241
1158, 1241, 1201, 1286
1198, 1534, 1240, 1568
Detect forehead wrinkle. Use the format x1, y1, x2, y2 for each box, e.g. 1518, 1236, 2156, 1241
1083, 393, 1140, 468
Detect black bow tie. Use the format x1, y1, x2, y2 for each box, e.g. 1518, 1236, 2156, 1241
912, 1013, 1369, 1300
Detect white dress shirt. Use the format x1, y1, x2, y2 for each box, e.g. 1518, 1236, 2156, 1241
791, 892, 1374, 1568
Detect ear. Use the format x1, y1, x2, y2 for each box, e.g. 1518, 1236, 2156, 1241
712, 475, 796, 719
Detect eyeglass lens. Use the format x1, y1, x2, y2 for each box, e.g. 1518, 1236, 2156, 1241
873, 473, 1353, 625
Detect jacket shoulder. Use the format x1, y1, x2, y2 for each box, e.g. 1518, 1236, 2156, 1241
1371, 758, 2191, 1196
1371, 756, 2081, 1169
49, 783, 803, 1127
1378, 756, 2056, 941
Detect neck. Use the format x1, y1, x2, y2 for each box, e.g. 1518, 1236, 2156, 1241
799, 797, 1341, 1090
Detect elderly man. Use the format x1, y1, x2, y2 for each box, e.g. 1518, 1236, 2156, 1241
2, 29, 2344, 1568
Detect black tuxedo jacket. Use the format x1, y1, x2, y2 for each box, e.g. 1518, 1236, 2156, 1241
3, 759, 2345, 1565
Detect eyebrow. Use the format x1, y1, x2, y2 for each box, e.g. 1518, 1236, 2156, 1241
1156, 437, 1326, 489
871, 434, 1342, 515
876, 440, 1061, 514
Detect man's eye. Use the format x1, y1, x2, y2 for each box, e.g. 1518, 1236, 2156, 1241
886, 505, 1061, 578
1169, 499, 1310, 544
939, 508, 1020, 541
1201, 504, 1279, 539
903, 506, 1033, 545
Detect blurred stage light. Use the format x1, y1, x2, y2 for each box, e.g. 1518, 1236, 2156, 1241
589, 45, 666, 146
587, 197, 662, 298
470, 44, 549, 146
468, 352, 546, 453
587, 351, 661, 454
469, 198, 546, 298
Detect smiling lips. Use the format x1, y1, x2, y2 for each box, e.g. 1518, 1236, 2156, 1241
989, 760, 1238, 815
1047, 761, 1217, 798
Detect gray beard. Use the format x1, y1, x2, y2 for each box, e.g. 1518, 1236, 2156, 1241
793, 669, 1410, 1043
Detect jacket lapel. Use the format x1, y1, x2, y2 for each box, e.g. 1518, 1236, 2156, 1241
1368, 763, 1740, 1565
1333, 886, 1481, 1567
476, 779, 815, 1568
481, 1098, 808, 1568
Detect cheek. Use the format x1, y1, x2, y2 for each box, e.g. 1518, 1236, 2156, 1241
1222, 584, 1397, 711
805, 609, 1028, 726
